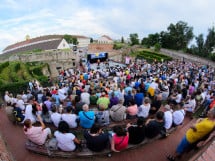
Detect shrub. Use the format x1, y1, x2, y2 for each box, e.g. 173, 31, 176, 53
0, 61, 9, 73
0, 81, 28, 98
135, 50, 172, 62
154, 43, 161, 52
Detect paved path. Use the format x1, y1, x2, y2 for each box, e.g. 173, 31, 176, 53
161, 48, 215, 67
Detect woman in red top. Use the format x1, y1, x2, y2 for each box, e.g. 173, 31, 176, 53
111, 125, 129, 152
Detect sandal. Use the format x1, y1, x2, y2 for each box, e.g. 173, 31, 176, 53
167, 155, 175, 161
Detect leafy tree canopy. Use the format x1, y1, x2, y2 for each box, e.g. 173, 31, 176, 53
63, 34, 79, 45
129, 33, 139, 46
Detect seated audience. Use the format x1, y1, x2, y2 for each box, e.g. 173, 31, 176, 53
12, 103, 25, 123
84, 124, 109, 152
54, 121, 81, 151
110, 99, 126, 122
145, 111, 165, 138
4, 91, 11, 106
24, 97, 37, 124
111, 125, 129, 152
163, 104, 173, 131
95, 104, 110, 126
23, 115, 51, 145
126, 99, 138, 119
90, 91, 98, 106
137, 97, 151, 118
183, 94, 196, 113
51, 105, 62, 128
74, 95, 85, 115
172, 104, 185, 126
79, 104, 95, 129
96, 92, 110, 109
62, 106, 78, 128
109, 92, 119, 108
127, 117, 146, 144
149, 94, 162, 115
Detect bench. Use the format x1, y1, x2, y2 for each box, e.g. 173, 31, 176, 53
25, 126, 177, 158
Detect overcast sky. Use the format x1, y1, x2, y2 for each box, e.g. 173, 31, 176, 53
1, 0, 215, 53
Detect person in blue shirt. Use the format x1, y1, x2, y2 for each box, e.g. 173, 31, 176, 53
52, 90, 60, 107
124, 90, 134, 107
124, 84, 133, 95
134, 88, 144, 107
78, 104, 95, 129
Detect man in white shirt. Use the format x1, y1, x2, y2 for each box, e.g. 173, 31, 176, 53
50, 105, 62, 128
184, 95, 196, 113
61, 107, 77, 128
16, 95, 25, 111
80, 89, 90, 105
172, 105, 185, 126
4, 91, 11, 105
164, 104, 173, 130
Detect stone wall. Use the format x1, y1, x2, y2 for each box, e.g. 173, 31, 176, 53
9, 50, 76, 62
7, 50, 77, 77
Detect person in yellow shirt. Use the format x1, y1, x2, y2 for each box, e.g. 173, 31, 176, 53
167, 108, 215, 161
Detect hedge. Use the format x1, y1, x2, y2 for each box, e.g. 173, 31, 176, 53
0, 81, 28, 98
135, 50, 172, 62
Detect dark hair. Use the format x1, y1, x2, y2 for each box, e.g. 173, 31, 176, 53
32, 104, 38, 115
137, 117, 145, 126
42, 103, 48, 115
75, 95, 81, 102
51, 105, 57, 112
113, 125, 126, 136
58, 121, 69, 133
66, 106, 72, 113
129, 99, 135, 106
24, 119, 31, 132
90, 124, 101, 134
156, 111, 164, 120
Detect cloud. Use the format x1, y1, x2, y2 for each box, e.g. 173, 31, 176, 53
1, 0, 215, 53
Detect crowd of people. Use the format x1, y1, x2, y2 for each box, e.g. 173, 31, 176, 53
3, 58, 215, 159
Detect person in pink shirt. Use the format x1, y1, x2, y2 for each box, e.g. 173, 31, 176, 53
23, 115, 52, 145
111, 125, 129, 152
126, 99, 138, 119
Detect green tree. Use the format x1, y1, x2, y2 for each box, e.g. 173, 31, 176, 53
141, 33, 160, 47
63, 34, 79, 45
160, 21, 194, 50
195, 34, 205, 56
121, 36, 124, 43
154, 43, 161, 52
129, 33, 139, 45
204, 26, 215, 55
90, 38, 93, 43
